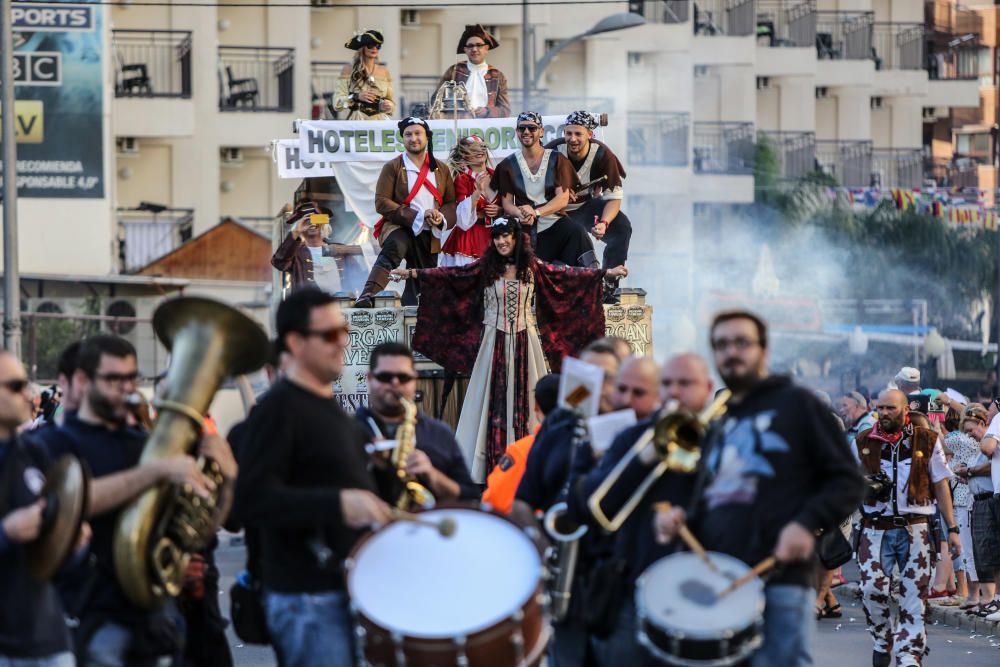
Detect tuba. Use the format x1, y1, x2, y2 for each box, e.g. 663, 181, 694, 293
113, 296, 270, 609
390, 396, 435, 511
587, 390, 732, 532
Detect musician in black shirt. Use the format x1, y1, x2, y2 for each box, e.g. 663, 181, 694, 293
355, 342, 477, 503
234, 289, 391, 667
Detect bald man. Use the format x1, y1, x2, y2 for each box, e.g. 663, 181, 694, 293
612, 356, 662, 420
855, 388, 959, 667
567, 353, 713, 665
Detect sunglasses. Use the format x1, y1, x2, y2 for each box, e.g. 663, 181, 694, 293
305, 325, 350, 344
516, 125, 540, 133
373, 371, 417, 384
0, 378, 29, 393
96, 371, 139, 385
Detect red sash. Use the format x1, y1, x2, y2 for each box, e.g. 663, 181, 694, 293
373, 155, 443, 240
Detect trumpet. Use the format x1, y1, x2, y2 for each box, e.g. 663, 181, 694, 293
587, 390, 731, 532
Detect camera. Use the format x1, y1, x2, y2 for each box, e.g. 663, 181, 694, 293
864, 471, 893, 505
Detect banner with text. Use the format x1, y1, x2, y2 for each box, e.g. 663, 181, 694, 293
296, 115, 597, 164
1, 2, 104, 197
334, 307, 406, 412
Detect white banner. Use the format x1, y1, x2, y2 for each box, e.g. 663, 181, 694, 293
295, 115, 598, 163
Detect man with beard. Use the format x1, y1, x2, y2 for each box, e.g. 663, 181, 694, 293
654, 310, 863, 667
852, 389, 960, 667
35, 335, 226, 666
354, 117, 457, 308
356, 342, 477, 503
546, 111, 631, 302
492, 111, 598, 268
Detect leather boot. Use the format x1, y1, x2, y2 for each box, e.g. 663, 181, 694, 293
577, 250, 600, 270
602, 277, 620, 304
353, 266, 392, 308
872, 650, 891, 667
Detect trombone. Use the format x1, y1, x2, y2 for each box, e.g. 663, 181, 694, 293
587, 389, 731, 531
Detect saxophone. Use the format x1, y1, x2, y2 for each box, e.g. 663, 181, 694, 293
390, 397, 436, 511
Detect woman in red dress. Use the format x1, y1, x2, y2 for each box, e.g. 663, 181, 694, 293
439, 135, 500, 266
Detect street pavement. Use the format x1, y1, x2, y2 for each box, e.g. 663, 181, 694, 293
214, 533, 1000, 666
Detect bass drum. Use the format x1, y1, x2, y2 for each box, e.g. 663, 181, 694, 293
347, 506, 550, 667
636, 551, 765, 666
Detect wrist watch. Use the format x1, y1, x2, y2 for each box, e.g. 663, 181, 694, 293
533, 208, 541, 219
947, 525, 960, 535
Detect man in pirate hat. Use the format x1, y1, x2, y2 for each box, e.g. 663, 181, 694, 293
432, 25, 509, 119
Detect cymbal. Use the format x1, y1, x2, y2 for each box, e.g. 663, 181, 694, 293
27, 455, 90, 581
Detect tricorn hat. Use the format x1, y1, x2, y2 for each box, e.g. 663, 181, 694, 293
456, 24, 499, 54
346, 30, 384, 50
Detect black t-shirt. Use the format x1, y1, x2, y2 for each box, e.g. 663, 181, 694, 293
35, 415, 147, 622
355, 406, 479, 501
233, 379, 377, 593
0, 436, 73, 657
692, 376, 865, 587
515, 408, 578, 511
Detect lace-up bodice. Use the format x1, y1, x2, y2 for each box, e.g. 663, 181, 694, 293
482, 278, 536, 334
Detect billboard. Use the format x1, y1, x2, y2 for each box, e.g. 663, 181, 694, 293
1, 2, 103, 198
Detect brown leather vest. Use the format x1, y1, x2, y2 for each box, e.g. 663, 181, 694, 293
855, 425, 936, 506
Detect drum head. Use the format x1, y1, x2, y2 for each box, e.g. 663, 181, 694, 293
636, 551, 764, 639
27, 455, 90, 581
348, 508, 542, 638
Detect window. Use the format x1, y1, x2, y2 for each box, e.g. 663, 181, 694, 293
956, 132, 991, 158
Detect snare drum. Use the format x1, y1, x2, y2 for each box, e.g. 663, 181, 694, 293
635, 551, 765, 666
346, 507, 550, 667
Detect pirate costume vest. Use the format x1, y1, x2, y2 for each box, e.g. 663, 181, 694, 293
855, 425, 935, 508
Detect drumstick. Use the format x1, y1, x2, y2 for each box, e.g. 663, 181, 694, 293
391, 509, 457, 538
653, 502, 721, 576
715, 556, 777, 600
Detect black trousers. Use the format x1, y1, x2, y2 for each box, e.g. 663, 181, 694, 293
374, 227, 436, 306
536, 215, 597, 267
566, 199, 632, 269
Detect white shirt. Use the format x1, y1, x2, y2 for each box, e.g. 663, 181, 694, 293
465, 61, 489, 110
982, 413, 1000, 492
402, 152, 439, 235
854, 434, 952, 515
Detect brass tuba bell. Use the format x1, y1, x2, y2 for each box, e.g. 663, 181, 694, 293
113, 296, 270, 609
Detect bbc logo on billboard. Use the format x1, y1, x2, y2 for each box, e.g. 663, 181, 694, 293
12, 52, 62, 86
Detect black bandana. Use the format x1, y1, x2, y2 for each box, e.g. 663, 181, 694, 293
516, 111, 542, 128
565, 110, 598, 130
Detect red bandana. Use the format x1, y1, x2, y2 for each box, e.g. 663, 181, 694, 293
868, 422, 904, 445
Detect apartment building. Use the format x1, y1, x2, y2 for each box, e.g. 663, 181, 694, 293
2, 0, 990, 359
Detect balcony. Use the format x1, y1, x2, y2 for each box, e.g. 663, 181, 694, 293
815, 11, 873, 61
872, 23, 924, 71
871, 148, 923, 189
311, 61, 348, 119
218, 46, 294, 112
758, 131, 815, 180
925, 157, 979, 190
399, 75, 440, 118
694, 0, 757, 37
117, 207, 194, 273
627, 111, 690, 166
693, 122, 755, 174
633, 0, 690, 24
925, 0, 982, 41
815, 140, 872, 188
113, 30, 191, 98
756, 0, 815, 48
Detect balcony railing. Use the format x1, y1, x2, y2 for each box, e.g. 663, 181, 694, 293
507, 90, 615, 116
399, 75, 441, 117
112, 30, 192, 98
218, 46, 294, 112
694, 0, 757, 37
693, 122, 755, 174
632, 0, 690, 23
117, 208, 194, 273
871, 148, 923, 188
758, 131, 815, 180
924, 157, 979, 190
872, 23, 924, 71
627, 112, 690, 166
815, 140, 873, 188
925, 0, 982, 39
815, 11, 874, 61
756, 0, 815, 48
311, 60, 348, 118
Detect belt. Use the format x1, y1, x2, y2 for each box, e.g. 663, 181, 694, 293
862, 515, 929, 530
973, 492, 995, 501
